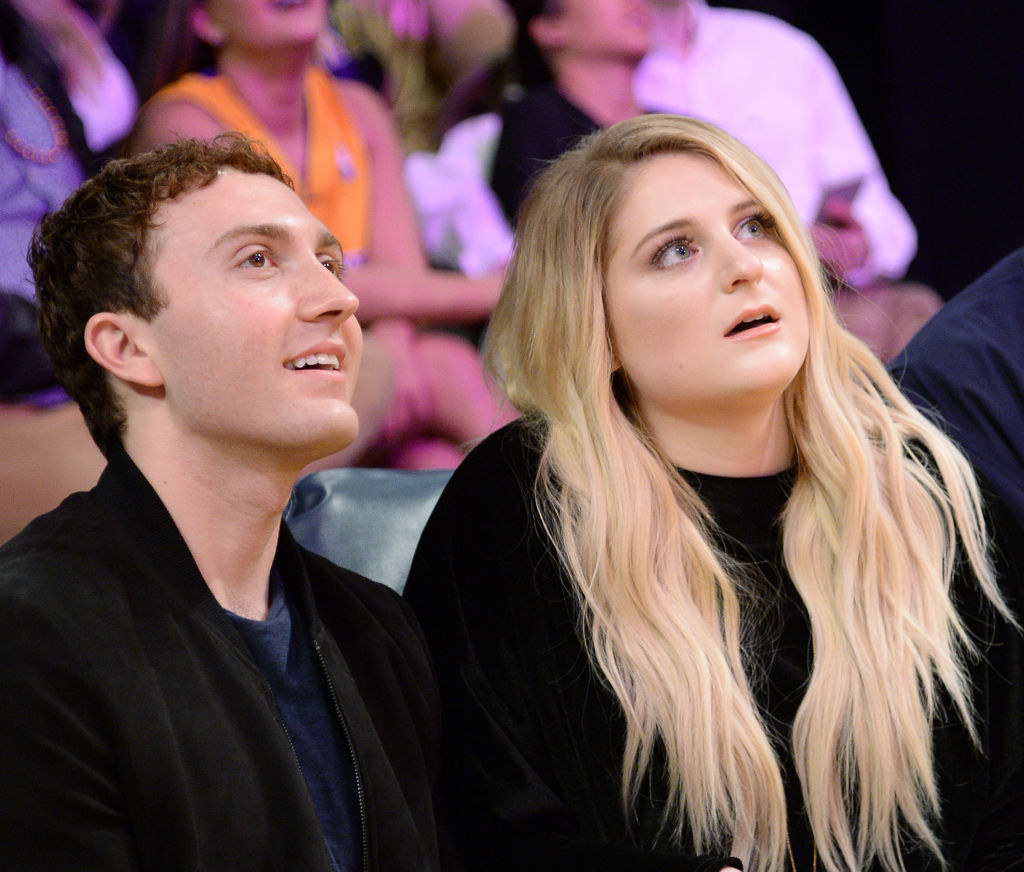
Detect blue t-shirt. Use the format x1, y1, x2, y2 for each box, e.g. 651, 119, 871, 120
228, 575, 361, 872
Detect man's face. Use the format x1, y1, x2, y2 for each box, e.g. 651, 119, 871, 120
138, 169, 362, 468
537, 0, 651, 63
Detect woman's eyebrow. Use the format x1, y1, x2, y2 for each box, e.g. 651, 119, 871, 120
628, 199, 761, 258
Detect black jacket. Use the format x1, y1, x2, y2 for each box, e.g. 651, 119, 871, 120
405, 421, 1024, 872
890, 246, 1024, 526
0, 445, 448, 871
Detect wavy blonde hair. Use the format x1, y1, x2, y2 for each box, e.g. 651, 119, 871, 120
486, 115, 1010, 872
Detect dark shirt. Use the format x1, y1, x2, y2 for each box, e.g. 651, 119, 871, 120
405, 420, 1024, 872
228, 574, 361, 872
889, 246, 1024, 526
490, 84, 600, 223
0, 443, 447, 871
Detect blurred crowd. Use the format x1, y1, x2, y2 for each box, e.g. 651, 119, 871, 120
0, 0, 974, 540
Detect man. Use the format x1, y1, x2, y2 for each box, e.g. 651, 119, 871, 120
889, 246, 1024, 526
490, 0, 651, 223
0, 136, 448, 871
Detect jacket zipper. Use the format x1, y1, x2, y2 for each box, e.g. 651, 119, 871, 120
314, 639, 370, 872
258, 679, 333, 872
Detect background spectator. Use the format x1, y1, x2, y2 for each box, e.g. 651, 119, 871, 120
332, 0, 515, 151
0, 0, 133, 542
132, 0, 512, 468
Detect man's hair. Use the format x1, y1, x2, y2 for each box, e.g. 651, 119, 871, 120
31, 134, 291, 456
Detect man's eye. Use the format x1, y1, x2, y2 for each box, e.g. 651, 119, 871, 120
247, 251, 267, 267
321, 258, 344, 278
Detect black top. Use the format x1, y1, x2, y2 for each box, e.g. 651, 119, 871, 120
489, 84, 600, 223
0, 444, 451, 871
405, 420, 1024, 872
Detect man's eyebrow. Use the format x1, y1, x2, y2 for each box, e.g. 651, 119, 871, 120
628, 199, 762, 258
317, 228, 344, 257
207, 223, 344, 257
208, 223, 289, 254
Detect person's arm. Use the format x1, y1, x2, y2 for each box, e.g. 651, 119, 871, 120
403, 429, 741, 872
0, 593, 138, 869
337, 80, 501, 324
129, 96, 227, 154
802, 35, 915, 285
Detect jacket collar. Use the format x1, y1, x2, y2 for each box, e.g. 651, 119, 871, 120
94, 443, 324, 652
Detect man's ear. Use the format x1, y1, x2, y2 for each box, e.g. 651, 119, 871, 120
528, 12, 568, 53
189, 2, 226, 47
84, 312, 165, 389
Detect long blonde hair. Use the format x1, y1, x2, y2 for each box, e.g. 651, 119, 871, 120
486, 115, 1010, 872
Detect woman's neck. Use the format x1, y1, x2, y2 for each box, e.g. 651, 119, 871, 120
216, 45, 311, 175
646, 401, 794, 477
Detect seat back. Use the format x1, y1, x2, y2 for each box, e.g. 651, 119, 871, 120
285, 468, 452, 594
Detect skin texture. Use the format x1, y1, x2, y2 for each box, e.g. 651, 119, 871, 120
87, 169, 362, 618
116, 170, 362, 465
604, 153, 808, 476
0, 403, 105, 545
131, 0, 500, 325
129, 0, 511, 467
530, 0, 650, 127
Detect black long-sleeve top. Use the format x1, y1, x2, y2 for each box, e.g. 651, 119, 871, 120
405, 421, 1024, 872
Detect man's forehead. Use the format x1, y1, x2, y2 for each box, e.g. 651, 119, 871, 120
148, 169, 324, 252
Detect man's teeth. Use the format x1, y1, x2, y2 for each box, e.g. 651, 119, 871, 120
285, 353, 340, 370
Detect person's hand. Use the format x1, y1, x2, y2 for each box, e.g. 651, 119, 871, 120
810, 197, 870, 280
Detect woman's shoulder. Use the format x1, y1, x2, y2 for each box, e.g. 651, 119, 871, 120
413, 418, 545, 556
440, 417, 542, 503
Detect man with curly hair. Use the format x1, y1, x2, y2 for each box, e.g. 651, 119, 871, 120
0, 135, 449, 872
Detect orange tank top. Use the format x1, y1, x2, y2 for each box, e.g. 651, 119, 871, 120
148, 69, 371, 263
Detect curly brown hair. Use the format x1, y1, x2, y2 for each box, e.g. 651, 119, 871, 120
31, 134, 292, 457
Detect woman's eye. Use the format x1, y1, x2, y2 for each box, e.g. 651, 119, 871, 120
738, 214, 775, 239
654, 239, 693, 267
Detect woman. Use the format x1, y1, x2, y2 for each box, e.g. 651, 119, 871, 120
403, 115, 1024, 872
131, 0, 509, 468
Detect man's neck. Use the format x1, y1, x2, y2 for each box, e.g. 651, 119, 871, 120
124, 433, 300, 621
552, 55, 642, 127
648, 0, 698, 55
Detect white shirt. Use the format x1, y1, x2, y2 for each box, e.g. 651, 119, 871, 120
634, 0, 916, 283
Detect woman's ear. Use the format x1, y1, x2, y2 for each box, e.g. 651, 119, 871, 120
189, 2, 226, 47
84, 312, 165, 389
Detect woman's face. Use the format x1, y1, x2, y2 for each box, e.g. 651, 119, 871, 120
195, 0, 327, 51
604, 153, 809, 449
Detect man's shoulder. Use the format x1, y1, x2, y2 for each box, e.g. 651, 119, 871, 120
700, 4, 828, 65
299, 545, 426, 648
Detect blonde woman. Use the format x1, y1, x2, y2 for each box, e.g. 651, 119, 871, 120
403, 115, 1024, 872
